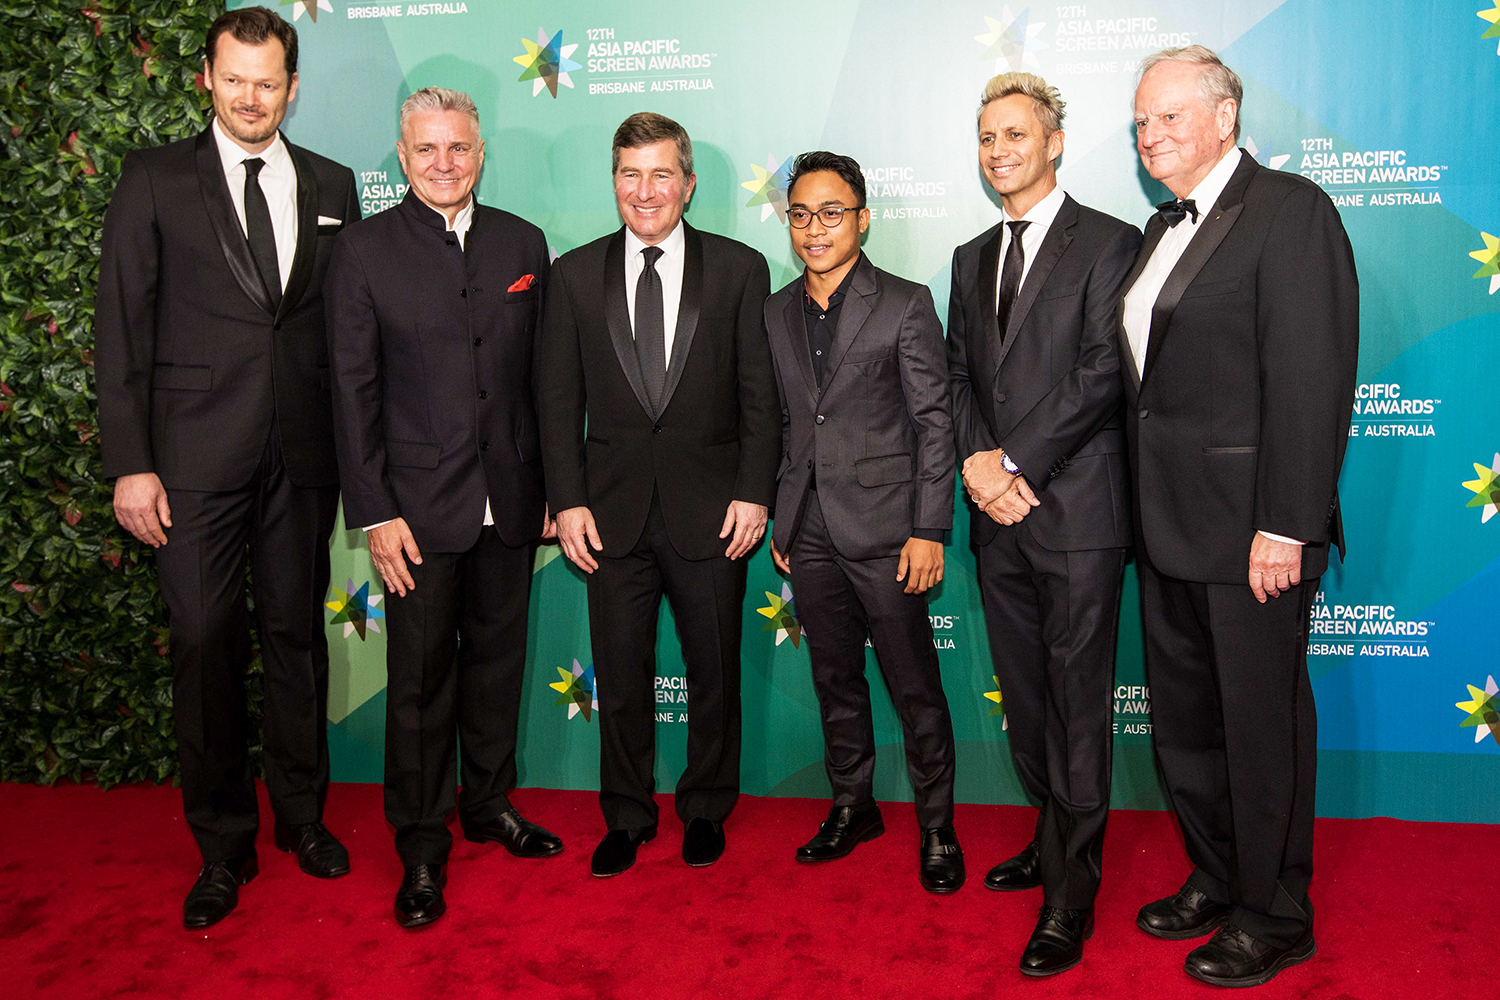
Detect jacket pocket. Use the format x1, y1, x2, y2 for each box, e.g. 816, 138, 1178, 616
1180, 277, 1242, 300
855, 452, 914, 487
505, 288, 540, 304
1202, 445, 1258, 455
151, 364, 211, 391
387, 440, 441, 468
845, 348, 891, 363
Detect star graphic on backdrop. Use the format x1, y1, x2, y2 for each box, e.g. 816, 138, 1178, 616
513, 28, 581, 98
740, 155, 792, 223
976, 8, 1049, 70
756, 583, 805, 648
984, 675, 1008, 729
1470, 232, 1500, 294
548, 659, 598, 721
280, 0, 333, 23
1244, 137, 1291, 172
1456, 675, 1500, 746
1480, 2, 1500, 54
326, 578, 384, 640
1462, 453, 1500, 522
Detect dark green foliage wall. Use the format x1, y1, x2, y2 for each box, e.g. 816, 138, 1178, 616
0, 0, 225, 784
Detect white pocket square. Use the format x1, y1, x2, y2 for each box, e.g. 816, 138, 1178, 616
317, 215, 343, 226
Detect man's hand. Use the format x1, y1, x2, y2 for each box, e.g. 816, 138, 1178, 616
961, 448, 1016, 509
1248, 533, 1302, 603
720, 500, 768, 560
770, 537, 791, 574
556, 506, 603, 574
896, 537, 944, 595
982, 475, 1040, 525
369, 518, 422, 597
541, 504, 558, 540
113, 472, 172, 547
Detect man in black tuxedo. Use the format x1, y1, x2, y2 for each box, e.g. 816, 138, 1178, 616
948, 74, 1141, 976
326, 87, 563, 928
95, 7, 356, 929
538, 112, 780, 877
1121, 47, 1358, 988
764, 152, 962, 893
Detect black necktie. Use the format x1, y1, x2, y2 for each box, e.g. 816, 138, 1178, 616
1157, 197, 1198, 228
996, 220, 1030, 344
634, 245, 666, 412
242, 157, 282, 309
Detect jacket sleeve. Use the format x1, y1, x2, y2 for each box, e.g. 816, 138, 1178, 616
732, 251, 780, 508
898, 285, 956, 533
945, 245, 999, 463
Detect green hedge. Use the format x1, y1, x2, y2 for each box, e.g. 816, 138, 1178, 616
0, 0, 229, 785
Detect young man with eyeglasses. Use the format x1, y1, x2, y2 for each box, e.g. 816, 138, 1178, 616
763, 151, 962, 893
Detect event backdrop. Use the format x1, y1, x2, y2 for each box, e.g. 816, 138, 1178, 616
245, 0, 1500, 823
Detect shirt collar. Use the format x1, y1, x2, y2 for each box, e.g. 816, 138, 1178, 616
625, 219, 686, 261
212, 116, 291, 179
803, 252, 863, 310
1183, 146, 1243, 218
1003, 183, 1066, 230
425, 195, 475, 236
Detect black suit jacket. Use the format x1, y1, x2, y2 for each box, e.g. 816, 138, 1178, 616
948, 195, 1141, 551
95, 126, 359, 490
537, 222, 780, 560
324, 192, 549, 554
767, 256, 954, 561
1119, 151, 1359, 583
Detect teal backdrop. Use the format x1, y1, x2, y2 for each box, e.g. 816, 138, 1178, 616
247, 0, 1500, 823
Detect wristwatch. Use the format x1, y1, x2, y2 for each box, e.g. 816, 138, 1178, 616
1000, 450, 1020, 475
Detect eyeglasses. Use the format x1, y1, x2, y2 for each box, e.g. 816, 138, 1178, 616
787, 206, 863, 229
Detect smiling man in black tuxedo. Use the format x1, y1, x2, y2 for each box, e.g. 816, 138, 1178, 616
95, 6, 358, 930
1121, 46, 1358, 988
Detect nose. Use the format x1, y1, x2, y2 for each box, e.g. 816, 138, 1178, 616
1138, 121, 1162, 148
433, 148, 454, 172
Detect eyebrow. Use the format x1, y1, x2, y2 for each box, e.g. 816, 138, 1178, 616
788, 200, 851, 209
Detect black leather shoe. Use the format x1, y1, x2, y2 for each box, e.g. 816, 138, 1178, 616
591, 827, 656, 877
918, 826, 966, 893
394, 863, 447, 929
274, 821, 350, 878
183, 854, 257, 929
1137, 880, 1234, 940
464, 808, 564, 858
796, 802, 884, 863
1185, 925, 1316, 987
682, 818, 726, 867
1020, 905, 1094, 977
984, 840, 1041, 891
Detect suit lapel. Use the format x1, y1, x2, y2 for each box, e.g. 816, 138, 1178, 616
781, 289, 818, 401
195, 126, 274, 315
1116, 215, 1166, 396
995, 196, 1077, 371
657, 223, 702, 414
818, 257, 877, 399
972, 225, 1003, 378
276, 139, 320, 322
604, 230, 655, 418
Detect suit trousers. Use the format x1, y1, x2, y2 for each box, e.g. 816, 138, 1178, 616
788, 492, 956, 829
587, 494, 744, 834
382, 527, 532, 866
976, 524, 1125, 909
1137, 552, 1318, 948
155, 426, 338, 863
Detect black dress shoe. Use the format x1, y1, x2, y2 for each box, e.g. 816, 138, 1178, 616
984, 840, 1041, 891
918, 826, 966, 893
464, 808, 564, 858
1020, 905, 1094, 977
394, 863, 447, 929
274, 821, 350, 878
183, 854, 257, 929
682, 818, 726, 867
590, 827, 656, 877
1185, 925, 1316, 987
1137, 880, 1234, 940
795, 802, 884, 863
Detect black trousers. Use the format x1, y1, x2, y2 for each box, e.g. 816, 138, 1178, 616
787, 492, 956, 829
587, 495, 744, 834
976, 525, 1125, 909
155, 430, 338, 863
1137, 551, 1318, 948
382, 527, 532, 866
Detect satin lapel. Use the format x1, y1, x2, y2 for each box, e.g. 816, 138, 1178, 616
818, 260, 877, 399
779, 289, 818, 401
658, 223, 702, 413
995, 198, 1076, 371
604, 230, 654, 418
1116, 215, 1165, 395
195, 127, 274, 315
277, 139, 319, 321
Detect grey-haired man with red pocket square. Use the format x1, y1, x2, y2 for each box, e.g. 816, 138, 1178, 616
326, 87, 561, 929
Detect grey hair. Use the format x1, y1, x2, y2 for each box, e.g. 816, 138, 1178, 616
399, 86, 480, 138
977, 72, 1066, 137
1137, 45, 1243, 141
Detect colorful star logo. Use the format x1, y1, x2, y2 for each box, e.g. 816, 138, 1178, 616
740, 155, 792, 223
1244, 136, 1291, 172
975, 8, 1049, 70
280, 0, 333, 23
1480, 2, 1500, 54
326, 578, 385, 640
1469, 231, 1500, 294
513, 28, 581, 99
984, 675, 1008, 729
756, 582, 805, 648
1456, 675, 1500, 746
1462, 453, 1500, 522
549, 659, 597, 721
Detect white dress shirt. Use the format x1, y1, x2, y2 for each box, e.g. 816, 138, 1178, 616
624, 221, 686, 358
994, 183, 1066, 313
212, 118, 298, 291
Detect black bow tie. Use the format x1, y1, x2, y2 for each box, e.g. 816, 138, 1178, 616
1156, 198, 1198, 227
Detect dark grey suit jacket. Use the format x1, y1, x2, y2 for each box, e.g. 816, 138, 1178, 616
767, 255, 954, 562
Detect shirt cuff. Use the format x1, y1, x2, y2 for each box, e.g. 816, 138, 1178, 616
1257, 530, 1306, 546
911, 529, 945, 543
362, 519, 396, 532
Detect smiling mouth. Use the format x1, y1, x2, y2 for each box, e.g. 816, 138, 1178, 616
803, 243, 833, 255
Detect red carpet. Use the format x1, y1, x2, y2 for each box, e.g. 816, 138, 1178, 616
0, 782, 1490, 999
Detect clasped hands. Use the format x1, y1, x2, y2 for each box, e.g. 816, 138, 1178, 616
961, 448, 1039, 525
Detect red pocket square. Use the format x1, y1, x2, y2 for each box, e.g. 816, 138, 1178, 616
507, 273, 537, 293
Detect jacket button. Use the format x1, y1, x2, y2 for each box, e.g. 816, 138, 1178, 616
995, 392, 1006, 403
460, 289, 467, 298
806, 459, 812, 469
473, 337, 483, 346
480, 440, 489, 451
446, 239, 456, 247
478, 390, 488, 399
653, 425, 663, 434
815, 414, 826, 425
1139, 408, 1150, 419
